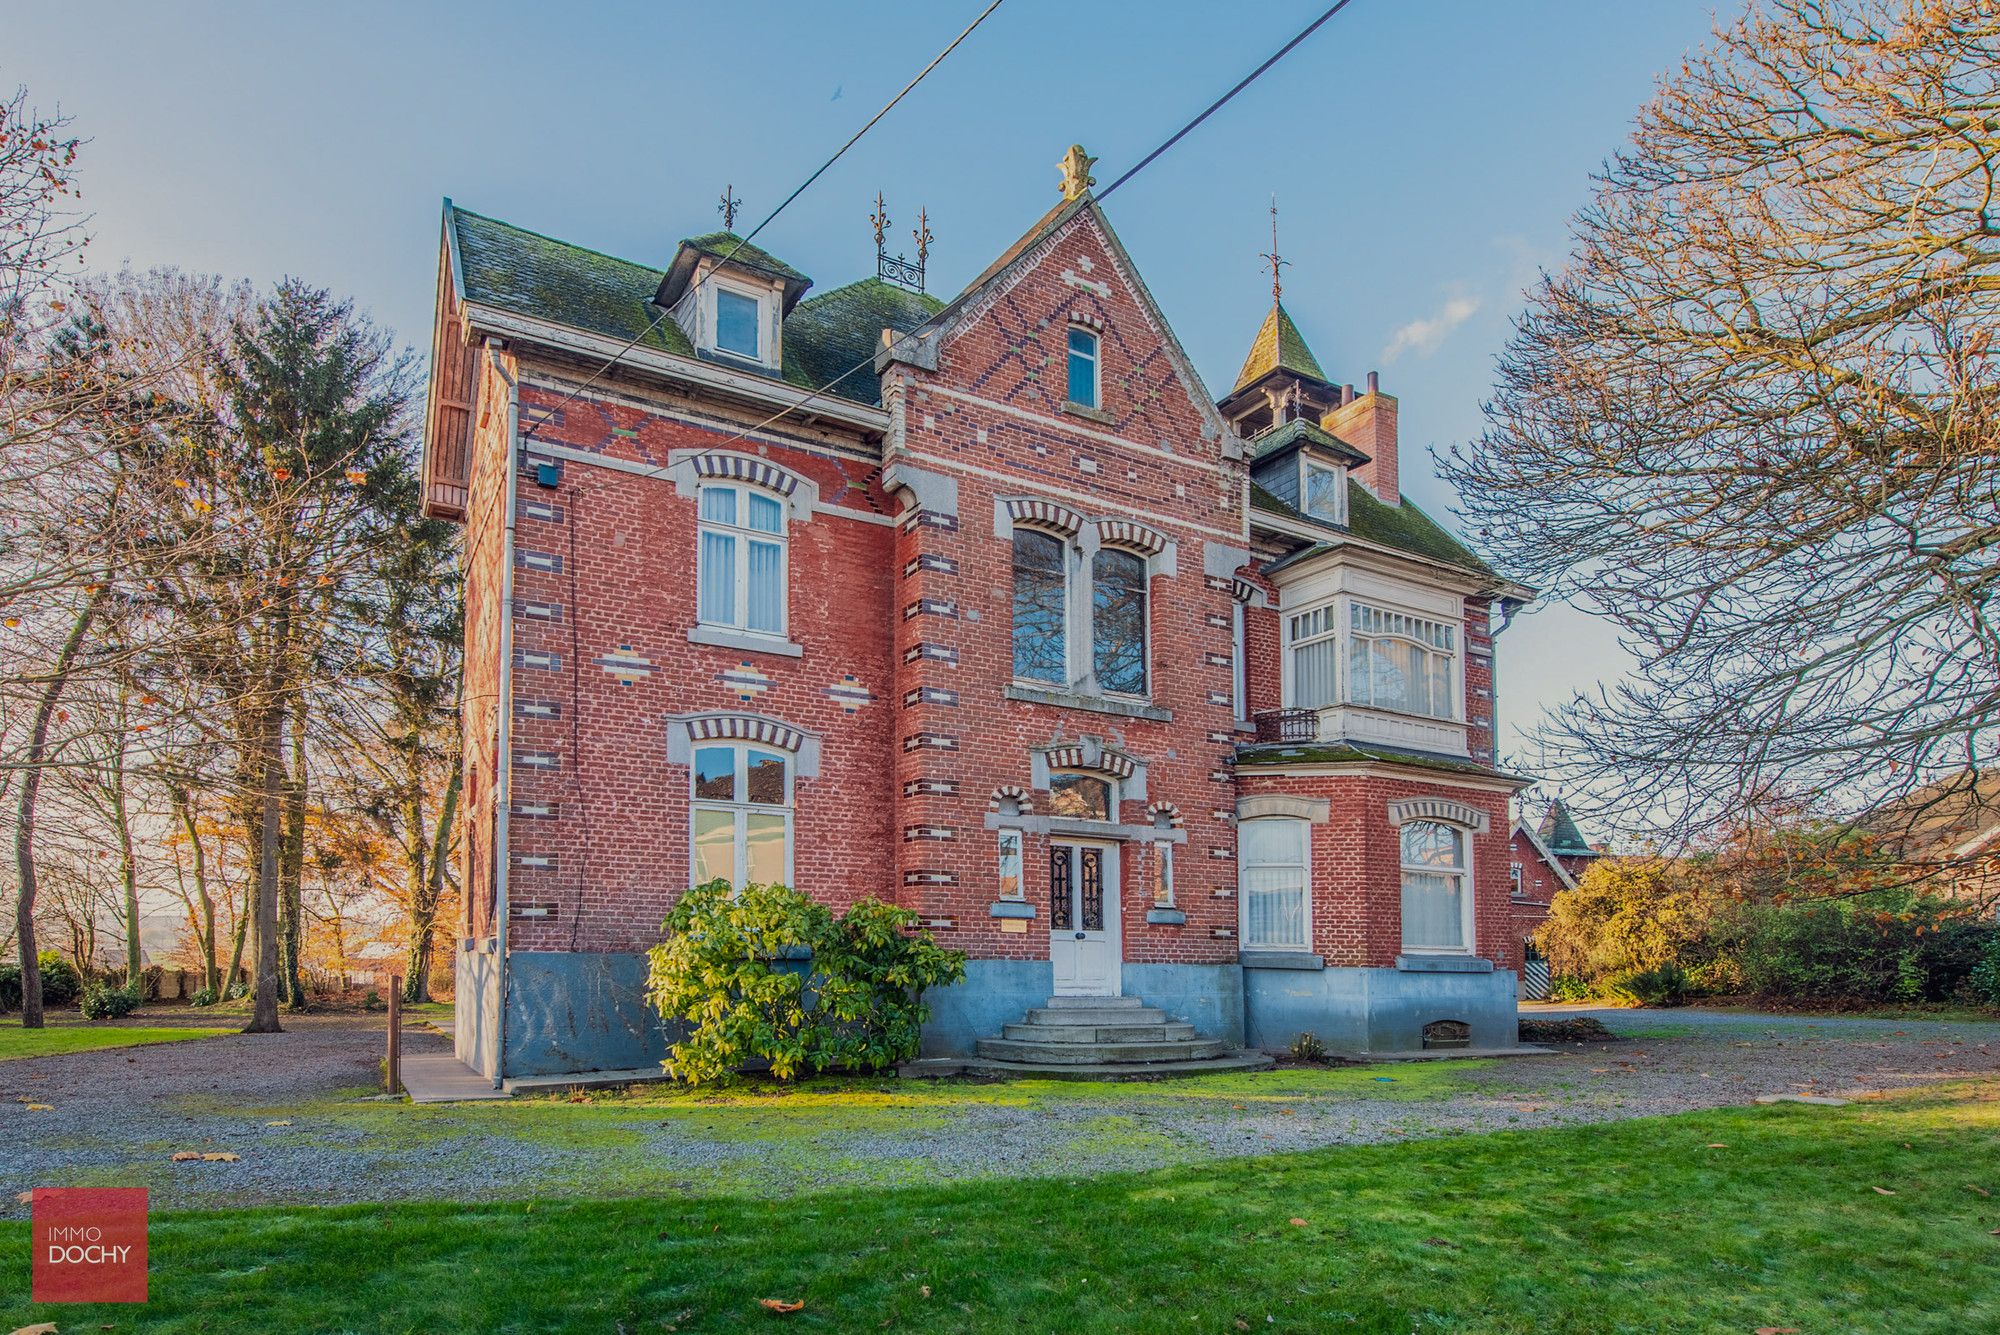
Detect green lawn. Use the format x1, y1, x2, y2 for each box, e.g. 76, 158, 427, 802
0, 1025, 230, 1063
6, 1082, 1995, 1333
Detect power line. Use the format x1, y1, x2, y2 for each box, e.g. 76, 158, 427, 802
518, 0, 1007, 444
570, 0, 1360, 476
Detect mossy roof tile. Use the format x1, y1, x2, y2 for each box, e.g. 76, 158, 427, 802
1232, 302, 1327, 393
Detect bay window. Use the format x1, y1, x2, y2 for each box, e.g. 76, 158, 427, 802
1349, 603, 1456, 719
1287, 605, 1339, 710
1400, 820, 1469, 952
691, 743, 792, 889
698, 483, 786, 636
1240, 818, 1309, 950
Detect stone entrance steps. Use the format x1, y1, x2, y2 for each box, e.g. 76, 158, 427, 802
913, 995, 1275, 1077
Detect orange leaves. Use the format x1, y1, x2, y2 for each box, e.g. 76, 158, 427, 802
757, 1298, 804, 1314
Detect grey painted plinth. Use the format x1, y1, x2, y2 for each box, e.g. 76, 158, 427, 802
918, 959, 1245, 1057
504, 950, 678, 1078
1244, 963, 1521, 1054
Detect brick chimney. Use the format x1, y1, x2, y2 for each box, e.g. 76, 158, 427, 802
1322, 370, 1398, 505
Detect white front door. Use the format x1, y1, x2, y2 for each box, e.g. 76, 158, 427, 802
1049, 841, 1120, 997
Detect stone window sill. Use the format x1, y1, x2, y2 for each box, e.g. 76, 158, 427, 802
1144, 908, 1186, 926
1005, 682, 1172, 722
989, 901, 1036, 920
689, 625, 804, 658
1062, 401, 1115, 426
1394, 954, 1494, 973
1241, 951, 1325, 971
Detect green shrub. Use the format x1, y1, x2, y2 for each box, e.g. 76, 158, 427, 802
189, 985, 220, 1007
646, 880, 966, 1085
0, 963, 19, 1012
1965, 933, 2000, 1008
1287, 1031, 1329, 1063
36, 952, 82, 1007
80, 983, 142, 1020
1547, 974, 1592, 1003
1711, 891, 1988, 1004
1535, 858, 1719, 990
1602, 962, 1690, 1007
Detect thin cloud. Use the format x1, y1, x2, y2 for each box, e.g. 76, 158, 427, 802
1380, 294, 1480, 364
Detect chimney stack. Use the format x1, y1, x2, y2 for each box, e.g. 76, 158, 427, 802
1323, 370, 1398, 505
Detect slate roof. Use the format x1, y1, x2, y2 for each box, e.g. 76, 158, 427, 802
1538, 799, 1598, 857
449, 206, 940, 408
674, 229, 810, 284
1250, 476, 1495, 577
1235, 738, 1527, 783
1232, 301, 1328, 393
1250, 417, 1370, 466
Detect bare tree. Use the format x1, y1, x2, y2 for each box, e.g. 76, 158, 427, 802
1444, 0, 2000, 851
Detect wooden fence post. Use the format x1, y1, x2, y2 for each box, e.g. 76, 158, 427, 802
385, 974, 403, 1095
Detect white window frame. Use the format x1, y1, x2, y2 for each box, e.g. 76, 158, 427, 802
1299, 457, 1347, 525
1066, 326, 1100, 409
1509, 861, 1524, 897
689, 741, 795, 890
997, 828, 1025, 901
708, 277, 770, 365
1284, 603, 1340, 711
1348, 600, 1459, 722
1239, 817, 1311, 952
697, 481, 789, 638
1399, 819, 1474, 955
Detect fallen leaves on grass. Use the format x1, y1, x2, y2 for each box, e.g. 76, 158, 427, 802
1289, 1218, 1308, 1227
265, 1120, 292, 1127
1967, 1185, 1990, 1197
14, 1191, 33, 1204
1705, 1143, 1728, 1149
169, 1151, 240, 1163
10, 1322, 61, 1335
758, 1298, 805, 1314
22, 1104, 53, 1112
1754, 1327, 1802, 1334
1870, 1186, 1897, 1195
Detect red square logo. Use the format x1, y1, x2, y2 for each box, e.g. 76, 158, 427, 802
30, 1187, 148, 1303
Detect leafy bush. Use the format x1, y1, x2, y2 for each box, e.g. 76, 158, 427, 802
1601, 962, 1690, 1007
1710, 891, 1991, 1004
1287, 1031, 1329, 1064
1535, 858, 1719, 990
0, 963, 19, 1012
80, 983, 142, 1020
1969, 934, 2000, 1008
646, 880, 966, 1086
1546, 974, 1592, 1003
36, 952, 82, 1007
189, 986, 220, 1007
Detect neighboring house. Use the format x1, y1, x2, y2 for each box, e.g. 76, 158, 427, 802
420, 151, 1537, 1081
1505, 798, 1600, 998
1860, 771, 2000, 910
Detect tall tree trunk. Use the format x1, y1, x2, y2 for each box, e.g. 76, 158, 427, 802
402, 769, 459, 1004
109, 699, 141, 986
278, 695, 308, 1009
13, 593, 103, 1028
223, 877, 250, 996
170, 786, 219, 995
243, 697, 284, 1035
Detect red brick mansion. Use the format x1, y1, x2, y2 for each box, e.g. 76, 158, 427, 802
421, 151, 1537, 1080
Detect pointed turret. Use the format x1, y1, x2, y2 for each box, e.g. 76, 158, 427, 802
1232, 301, 1328, 394
1538, 799, 1599, 859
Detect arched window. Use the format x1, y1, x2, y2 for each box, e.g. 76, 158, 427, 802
691, 743, 791, 888
1091, 547, 1148, 696
1046, 772, 1112, 821
1400, 820, 1470, 952
1350, 603, 1456, 720
697, 483, 786, 636
1012, 528, 1068, 684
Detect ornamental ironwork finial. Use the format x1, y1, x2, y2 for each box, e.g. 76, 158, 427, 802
912, 207, 933, 271
1261, 194, 1290, 303
1058, 144, 1097, 201
874, 193, 927, 293
718, 184, 742, 231
870, 191, 889, 251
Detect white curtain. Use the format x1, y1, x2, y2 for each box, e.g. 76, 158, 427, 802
699, 531, 735, 624
1293, 637, 1338, 709
747, 539, 783, 632
1400, 871, 1464, 949
1241, 819, 1307, 949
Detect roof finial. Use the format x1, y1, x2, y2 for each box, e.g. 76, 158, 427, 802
912, 206, 933, 274
718, 183, 742, 231
1261, 193, 1289, 304
870, 191, 890, 251
1058, 144, 1097, 202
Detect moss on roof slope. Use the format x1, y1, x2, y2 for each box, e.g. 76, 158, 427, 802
454, 208, 692, 356
785, 277, 944, 406
1233, 302, 1327, 393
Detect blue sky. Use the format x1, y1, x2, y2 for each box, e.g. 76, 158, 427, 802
9, 0, 1724, 764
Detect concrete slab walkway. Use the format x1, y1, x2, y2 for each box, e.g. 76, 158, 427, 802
401, 1052, 509, 1103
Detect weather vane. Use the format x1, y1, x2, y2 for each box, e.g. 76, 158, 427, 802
1261, 194, 1290, 303
718, 184, 742, 231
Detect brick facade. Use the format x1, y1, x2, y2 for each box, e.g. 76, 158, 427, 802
424, 183, 1535, 1074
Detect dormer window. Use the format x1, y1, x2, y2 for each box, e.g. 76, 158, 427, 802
1302, 458, 1346, 524
714, 287, 762, 360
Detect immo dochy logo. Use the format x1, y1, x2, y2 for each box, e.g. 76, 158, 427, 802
31, 1187, 148, 1303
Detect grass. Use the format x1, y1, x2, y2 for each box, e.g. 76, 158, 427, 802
0, 1024, 230, 1063
6, 1081, 1996, 1332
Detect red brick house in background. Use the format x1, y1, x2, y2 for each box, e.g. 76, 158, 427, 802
421, 150, 1537, 1082
1506, 797, 1602, 998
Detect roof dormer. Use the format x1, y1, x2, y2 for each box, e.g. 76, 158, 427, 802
654, 231, 812, 374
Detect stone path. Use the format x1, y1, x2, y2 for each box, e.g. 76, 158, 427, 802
4, 1006, 1994, 1212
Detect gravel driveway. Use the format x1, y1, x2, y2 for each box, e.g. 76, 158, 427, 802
5, 1006, 1995, 1212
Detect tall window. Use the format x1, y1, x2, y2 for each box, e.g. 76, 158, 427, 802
1150, 842, 1175, 908
1400, 820, 1469, 952
1066, 327, 1099, 408
691, 743, 791, 888
698, 483, 786, 635
997, 829, 1024, 900
1091, 548, 1148, 696
715, 287, 761, 359
1302, 460, 1345, 524
1349, 603, 1456, 719
1012, 528, 1068, 684
1287, 605, 1339, 710
1240, 819, 1308, 950
1232, 603, 1249, 724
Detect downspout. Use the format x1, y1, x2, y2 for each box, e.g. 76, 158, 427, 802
487, 338, 519, 1089
1487, 596, 1523, 770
